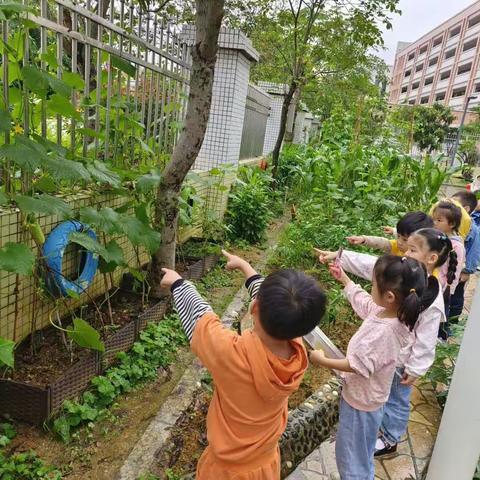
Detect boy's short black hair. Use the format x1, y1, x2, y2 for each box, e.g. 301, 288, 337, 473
396, 211, 434, 237
256, 269, 326, 340
452, 190, 478, 213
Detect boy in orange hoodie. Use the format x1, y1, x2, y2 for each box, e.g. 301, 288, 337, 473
160, 250, 326, 480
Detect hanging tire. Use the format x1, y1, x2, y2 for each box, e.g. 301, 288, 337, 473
43, 220, 99, 297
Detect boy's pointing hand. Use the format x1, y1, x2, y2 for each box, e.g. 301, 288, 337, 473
160, 268, 182, 289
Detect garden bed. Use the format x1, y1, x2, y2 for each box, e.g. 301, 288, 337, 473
0, 251, 221, 425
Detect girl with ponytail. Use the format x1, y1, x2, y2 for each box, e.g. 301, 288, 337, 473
314, 226, 453, 459
310, 255, 426, 479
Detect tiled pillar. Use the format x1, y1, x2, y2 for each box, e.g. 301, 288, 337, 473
181, 26, 260, 170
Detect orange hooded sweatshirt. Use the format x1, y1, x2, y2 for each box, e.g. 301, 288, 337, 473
191, 311, 308, 480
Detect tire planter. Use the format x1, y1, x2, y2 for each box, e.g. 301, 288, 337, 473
43, 220, 99, 297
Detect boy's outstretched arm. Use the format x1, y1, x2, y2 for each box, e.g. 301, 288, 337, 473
223, 250, 264, 299
161, 268, 213, 341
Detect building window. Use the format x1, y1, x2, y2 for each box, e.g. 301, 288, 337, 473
419, 45, 428, 54
463, 38, 477, 52
411, 81, 420, 90
420, 96, 429, 104
452, 87, 466, 98
433, 35, 443, 47
404, 69, 411, 77
436, 92, 446, 101
468, 14, 480, 28
415, 63, 424, 72
408, 99, 416, 105
445, 48, 456, 59
424, 76, 434, 86
401, 86, 408, 93
408, 52, 415, 61
450, 25, 461, 38
457, 62, 472, 75
428, 57, 438, 67
440, 70, 451, 80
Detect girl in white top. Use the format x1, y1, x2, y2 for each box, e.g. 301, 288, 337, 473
315, 227, 453, 457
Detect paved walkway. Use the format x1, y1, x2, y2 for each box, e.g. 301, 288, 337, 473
287, 275, 477, 480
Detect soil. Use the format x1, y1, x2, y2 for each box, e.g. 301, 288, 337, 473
7, 350, 194, 480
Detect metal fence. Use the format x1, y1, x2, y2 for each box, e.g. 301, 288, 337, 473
239, 84, 270, 160
2, 0, 189, 178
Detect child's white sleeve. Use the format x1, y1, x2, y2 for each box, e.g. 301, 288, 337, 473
362, 236, 392, 253
404, 305, 444, 378
344, 282, 378, 320
340, 250, 377, 281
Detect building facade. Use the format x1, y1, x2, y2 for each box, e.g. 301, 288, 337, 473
389, 1, 480, 124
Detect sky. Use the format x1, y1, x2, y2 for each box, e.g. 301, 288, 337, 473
377, 0, 477, 66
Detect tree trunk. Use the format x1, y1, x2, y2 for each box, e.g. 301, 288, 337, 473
284, 87, 301, 143
150, 0, 224, 297
271, 80, 297, 178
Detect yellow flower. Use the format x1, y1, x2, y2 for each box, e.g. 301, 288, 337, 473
13, 123, 24, 135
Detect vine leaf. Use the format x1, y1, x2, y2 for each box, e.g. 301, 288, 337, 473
136, 169, 161, 194
99, 240, 125, 273
66, 318, 105, 352
69, 232, 124, 266
110, 54, 136, 77
0, 243, 35, 275
14, 194, 72, 218
79, 207, 123, 236
0, 135, 46, 171
87, 160, 121, 187
0, 337, 15, 368
0, 108, 11, 132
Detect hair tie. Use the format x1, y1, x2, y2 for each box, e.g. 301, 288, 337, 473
401, 256, 407, 262
410, 288, 416, 294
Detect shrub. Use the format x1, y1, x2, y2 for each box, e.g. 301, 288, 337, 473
225, 166, 272, 244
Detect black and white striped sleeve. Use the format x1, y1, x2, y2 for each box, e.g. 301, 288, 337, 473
171, 279, 213, 342
245, 274, 264, 300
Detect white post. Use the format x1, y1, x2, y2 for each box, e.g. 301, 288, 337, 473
426, 282, 480, 479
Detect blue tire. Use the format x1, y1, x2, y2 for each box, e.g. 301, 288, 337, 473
43, 220, 99, 297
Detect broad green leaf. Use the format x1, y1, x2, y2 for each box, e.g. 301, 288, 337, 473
136, 170, 161, 194
99, 240, 124, 273
34, 175, 57, 193
0, 108, 11, 132
0, 243, 35, 275
0, 135, 46, 171
62, 71, 85, 90
47, 94, 81, 120
42, 156, 91, 182
15, 194, 72, 218
129, 267, 146, 282
0, 337, 15, 368
0, 2, 32, 16
119, 215, 160, 253
77, 127, 103, 139
67, 318, 105, 352
79, 207, 122, 236
69, 232, 122, 265
22, 65, 49, 97
86, 160, 121, 187
110, 54, 136, 77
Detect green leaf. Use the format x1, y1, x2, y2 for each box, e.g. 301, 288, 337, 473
0, 337, 15, 368
119, 215, 160, 253
14, 194, 72, 218
0, 135, 46, 171
136, 170, 161, 194
62, 71, 85, 90
21, 65, 49, 97
0, 108, 11, 132
0, 190, 8, 204
99, 240, 124, 273
42, 156, 91, 182
67, 318, 105, 352
47, 94, 81, 120
0, 243, 35, 275
86, 160, 121, 187
69, 232, 123, 266
79, 207, 123, 236
110, 54, 136, 77
34, 175, 57, 193
0, 2, 32, 16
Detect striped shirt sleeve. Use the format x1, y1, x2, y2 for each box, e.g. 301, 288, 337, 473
246, 274, 264, 300
171, 280, 213, 342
